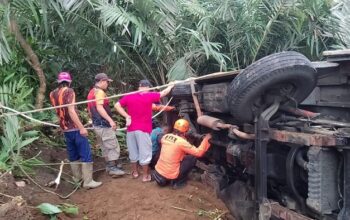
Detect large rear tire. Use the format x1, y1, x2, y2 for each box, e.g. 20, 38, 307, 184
228, 51, 317, 123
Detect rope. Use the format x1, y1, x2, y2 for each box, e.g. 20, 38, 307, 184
0, 79, 181, 117
150, 97, 173, 119
0, 104, 59, 127
0, 97, 173, 131
29, 156, 128, 167
0, 71, 233, 117
30, 162, 85, 166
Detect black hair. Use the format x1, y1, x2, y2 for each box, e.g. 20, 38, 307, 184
59, 81, 70, 87
173, 129, 183, 136
152, 119, 161, 128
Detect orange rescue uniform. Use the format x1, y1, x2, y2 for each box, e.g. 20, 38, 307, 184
152, 104, 175, 112
155, 134, 211, 179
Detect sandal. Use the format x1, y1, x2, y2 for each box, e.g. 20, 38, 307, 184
131, 170, 139, 179
142, 174, 152, 182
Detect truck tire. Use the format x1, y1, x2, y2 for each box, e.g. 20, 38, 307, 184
228, 51, 317, 123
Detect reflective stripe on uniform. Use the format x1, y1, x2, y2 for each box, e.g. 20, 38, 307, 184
50, 87, 69, 130
155, 133, 210, 179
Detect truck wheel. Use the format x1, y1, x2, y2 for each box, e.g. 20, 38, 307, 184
228, 51, 317, 123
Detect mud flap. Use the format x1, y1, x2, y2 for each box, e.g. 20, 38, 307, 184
218, 180, 255, 220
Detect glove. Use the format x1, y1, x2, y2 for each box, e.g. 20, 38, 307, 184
126, 117, 132, 127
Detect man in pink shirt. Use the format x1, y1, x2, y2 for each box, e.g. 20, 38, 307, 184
115, 80, 174, 182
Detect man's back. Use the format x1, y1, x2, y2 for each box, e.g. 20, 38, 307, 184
50, 87, 78, 131
155, 133, 188, 179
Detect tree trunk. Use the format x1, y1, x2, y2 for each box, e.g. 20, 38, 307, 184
8, 18, 46, 109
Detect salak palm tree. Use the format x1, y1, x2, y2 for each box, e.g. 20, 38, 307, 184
332, 0, 350, 48
0, 0, 66, 108
0, 0, 347, 104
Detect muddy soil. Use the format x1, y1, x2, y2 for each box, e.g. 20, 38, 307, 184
0, 174, 33, 220
70, 170, 230, 220
1, 145, 231, 220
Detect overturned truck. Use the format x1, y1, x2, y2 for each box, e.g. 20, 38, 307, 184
169, 50, 350, 220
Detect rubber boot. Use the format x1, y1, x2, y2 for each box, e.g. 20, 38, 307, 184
70, 161, 82, 182
106, 161, 125, 177
116, 159, 123, 169
82, 163, 102, 189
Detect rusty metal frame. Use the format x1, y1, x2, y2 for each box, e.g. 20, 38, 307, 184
190, 81, 203, 117
270, 129, 347, 146
338, 148, 350, 219
196, 160, 209, 172
254, 102, 280, 219
270, 202, 314, 220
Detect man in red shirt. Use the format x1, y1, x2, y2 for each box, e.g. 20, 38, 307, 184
50, 72, 101, 189
115, 80, 174, 182
153, 119, 212, 189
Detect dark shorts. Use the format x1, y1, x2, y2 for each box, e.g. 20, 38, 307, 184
153, 155, 197, 186
64, 130, 92, 162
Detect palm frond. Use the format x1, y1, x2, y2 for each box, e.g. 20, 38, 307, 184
0, 3, 11, 65
59, 0, 85, 12
154, 0, 179, 16
167, 56, 194, 81
0, 116, 39, 173
96, 2, 147, 45
331, 0, 350, 48
180, 0, 207, 18
0, 76, 34, 111
0, 30, 11, 65
185, 28, 229, 71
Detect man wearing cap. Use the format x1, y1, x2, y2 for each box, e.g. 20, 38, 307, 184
115, 79, 174, 182
87, 73, 125, 177
50, 72, 102, 189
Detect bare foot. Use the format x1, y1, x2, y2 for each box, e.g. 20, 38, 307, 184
142, 174, 151, 182
132, 170, 139, 179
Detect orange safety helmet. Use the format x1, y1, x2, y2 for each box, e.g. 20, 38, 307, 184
173, 119, 190, 133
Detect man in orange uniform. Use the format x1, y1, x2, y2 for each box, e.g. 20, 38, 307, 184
153, 119, 212, 189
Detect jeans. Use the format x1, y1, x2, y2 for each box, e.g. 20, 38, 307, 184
64, 130, 92, 162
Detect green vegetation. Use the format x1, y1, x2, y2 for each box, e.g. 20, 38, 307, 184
37, 202, 79, 220
1, 0, 349, 100
0, 116, 40, 173
0, 0, 349, 175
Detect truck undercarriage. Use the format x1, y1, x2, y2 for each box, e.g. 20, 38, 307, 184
169, 50, 350, 220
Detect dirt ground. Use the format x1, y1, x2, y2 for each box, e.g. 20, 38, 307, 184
0, 145, 231, 220
70, 170, 230, 220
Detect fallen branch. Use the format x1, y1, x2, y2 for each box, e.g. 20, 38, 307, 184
46, 161, 64, 189
16, 161, 81, 199
0, 171, 9, 180
0, 192, 15, 199
45, 165, 73, 179
170, 205, 194, 213
214, 211, 228, 220
93, 168, 106, 173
